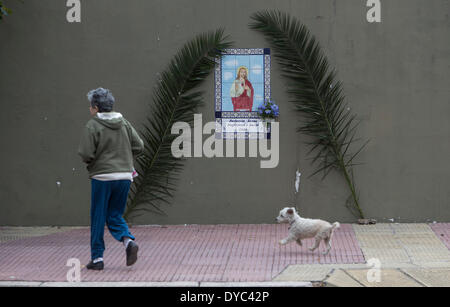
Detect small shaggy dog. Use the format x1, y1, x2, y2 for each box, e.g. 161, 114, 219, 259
276, 207, 340, 255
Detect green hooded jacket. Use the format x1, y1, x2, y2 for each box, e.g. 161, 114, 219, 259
78, 113, 144, 178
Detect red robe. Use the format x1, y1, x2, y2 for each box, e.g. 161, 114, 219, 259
232, 79, 254, 112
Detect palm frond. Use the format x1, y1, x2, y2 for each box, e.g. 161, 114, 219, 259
124, 29, 232, 222
250, 10, 367, 218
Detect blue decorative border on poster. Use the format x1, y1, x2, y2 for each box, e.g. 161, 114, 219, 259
214, 48, 271, 139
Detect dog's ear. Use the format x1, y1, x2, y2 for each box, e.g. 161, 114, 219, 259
287, 208, 294, 215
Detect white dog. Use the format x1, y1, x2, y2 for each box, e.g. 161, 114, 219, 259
276, 207, 340, 255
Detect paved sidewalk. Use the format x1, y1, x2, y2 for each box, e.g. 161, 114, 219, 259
327, 223, 450, 286
0, 223, 449, 286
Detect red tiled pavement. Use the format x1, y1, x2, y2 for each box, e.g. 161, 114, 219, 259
430, 223, 450, 250
0, 224, 364, 282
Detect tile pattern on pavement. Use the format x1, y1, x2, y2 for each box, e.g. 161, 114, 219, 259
430, 223, 450, 250
1, 223, 449, 286
272, 265, 334, 282
353, 223, 450, 266
344, 269, 424, 287
320, 223, 450, 287
324, 269, 363, 287
401, 268, 450, 287
0, 227, 79, 243
0, 224, 364, 282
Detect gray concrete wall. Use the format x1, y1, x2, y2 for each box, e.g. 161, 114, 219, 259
0, 0, 449, 226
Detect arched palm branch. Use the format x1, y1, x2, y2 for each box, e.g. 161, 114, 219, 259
250, 11, 368, 218
124, 29, 232, 221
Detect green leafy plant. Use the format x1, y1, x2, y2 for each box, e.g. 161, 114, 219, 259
0, 1, 13, 20
0, 0, 22, 21
123, 29, 232, 222
250, 10, 369, 219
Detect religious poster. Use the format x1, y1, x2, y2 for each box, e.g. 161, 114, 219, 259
215, 48, 271, 139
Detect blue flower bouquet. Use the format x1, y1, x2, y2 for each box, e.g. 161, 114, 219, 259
257, 100, 280, 120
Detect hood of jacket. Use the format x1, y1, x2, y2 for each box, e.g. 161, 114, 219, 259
92, 112, 125, 130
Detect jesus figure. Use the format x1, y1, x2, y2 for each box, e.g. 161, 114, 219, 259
230, 66, 254, 112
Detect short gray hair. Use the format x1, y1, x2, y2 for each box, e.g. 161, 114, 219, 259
87, 87, 115, 112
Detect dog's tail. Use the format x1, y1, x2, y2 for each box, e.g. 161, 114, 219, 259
331, 222, 340, 230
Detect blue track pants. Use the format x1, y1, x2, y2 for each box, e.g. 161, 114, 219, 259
90, 179, 135, 260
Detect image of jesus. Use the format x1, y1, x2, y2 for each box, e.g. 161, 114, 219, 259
230, 66, 254, 112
